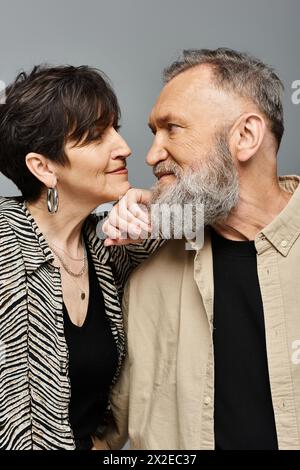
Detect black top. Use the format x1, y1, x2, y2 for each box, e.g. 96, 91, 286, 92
63, 244, 118, 449
211, 228, 278, 450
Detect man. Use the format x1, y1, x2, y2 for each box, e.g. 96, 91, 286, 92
101, 48, 300, 450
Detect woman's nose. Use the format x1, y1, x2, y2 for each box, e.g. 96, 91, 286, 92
111, 130, 132, 159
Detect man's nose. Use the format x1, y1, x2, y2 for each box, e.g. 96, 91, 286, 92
146, 140, 168, 167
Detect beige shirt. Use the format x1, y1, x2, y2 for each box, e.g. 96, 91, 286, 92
105, 175, 300, 450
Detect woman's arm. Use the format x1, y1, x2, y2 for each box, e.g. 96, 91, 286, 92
101, 188, 165, 279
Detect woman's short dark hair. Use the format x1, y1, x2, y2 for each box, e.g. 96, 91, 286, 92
0, 64, 120, 201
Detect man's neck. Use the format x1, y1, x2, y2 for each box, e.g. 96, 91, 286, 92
213, 179, 292, 241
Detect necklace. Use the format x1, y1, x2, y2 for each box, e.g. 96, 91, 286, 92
47, 239, 87, 261
50, 243, 88, 278
66, 269, 88, 301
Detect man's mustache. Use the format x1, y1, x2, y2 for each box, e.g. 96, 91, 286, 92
153, 161, 182, 178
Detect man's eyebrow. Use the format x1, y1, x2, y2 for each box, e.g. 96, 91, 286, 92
148, 113, 182, 131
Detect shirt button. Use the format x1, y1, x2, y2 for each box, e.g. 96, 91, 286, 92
204, 396, 211, 405
281, 240, 287, 247
278, 398, 286, 410
259, 233, 266, 240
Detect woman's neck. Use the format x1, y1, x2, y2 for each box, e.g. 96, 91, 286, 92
26, 195, 95, 257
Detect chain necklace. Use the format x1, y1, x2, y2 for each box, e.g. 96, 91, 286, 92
47, 238, 87, 261
50, 243, 88, 278
65, 268, 88, 301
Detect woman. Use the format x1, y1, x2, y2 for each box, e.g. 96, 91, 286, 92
0, 65, 158, 450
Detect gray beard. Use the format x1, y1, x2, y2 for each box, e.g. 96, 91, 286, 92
149, 133, 239, 238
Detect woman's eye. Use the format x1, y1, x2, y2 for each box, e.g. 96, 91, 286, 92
167, 123, 180, 132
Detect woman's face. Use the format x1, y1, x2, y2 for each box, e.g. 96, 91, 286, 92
57, 126, 132, 206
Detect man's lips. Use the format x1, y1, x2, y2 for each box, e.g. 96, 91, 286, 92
156, 172, 175, 179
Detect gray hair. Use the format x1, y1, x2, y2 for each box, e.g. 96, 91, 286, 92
150, 130, 239, 231
163, 48, 284, 148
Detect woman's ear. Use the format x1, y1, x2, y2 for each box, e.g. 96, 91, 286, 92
25, 153, 57, 187
228, 113, 266, 163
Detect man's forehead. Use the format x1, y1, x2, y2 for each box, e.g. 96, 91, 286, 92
149, 67, 217, 119
149, 66, 243, 125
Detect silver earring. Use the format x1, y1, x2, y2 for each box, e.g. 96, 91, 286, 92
47, 187, 59, 214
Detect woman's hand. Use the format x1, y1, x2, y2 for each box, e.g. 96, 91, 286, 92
102, 188, 152, 247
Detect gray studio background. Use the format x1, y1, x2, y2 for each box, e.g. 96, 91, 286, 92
0, 0, 299, 198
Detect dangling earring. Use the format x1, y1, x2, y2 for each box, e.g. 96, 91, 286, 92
47, 186, 59, 214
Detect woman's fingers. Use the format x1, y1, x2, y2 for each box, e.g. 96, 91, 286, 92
102, 188, 152, 245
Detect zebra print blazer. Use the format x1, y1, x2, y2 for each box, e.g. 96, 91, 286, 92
0, 196, 161, 450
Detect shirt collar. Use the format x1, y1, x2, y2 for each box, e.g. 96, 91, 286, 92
255, 175, 300, 256
188, 175, 300, 257
0, 197, 109, 274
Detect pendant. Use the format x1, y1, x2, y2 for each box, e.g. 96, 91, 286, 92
81, 292, 86, 300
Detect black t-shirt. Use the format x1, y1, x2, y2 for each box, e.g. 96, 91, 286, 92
63, 245, 118, 448
211, 228, 278, 450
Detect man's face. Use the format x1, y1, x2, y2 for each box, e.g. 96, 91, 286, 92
147, 66, 240, 227
147, 66, 240, 176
